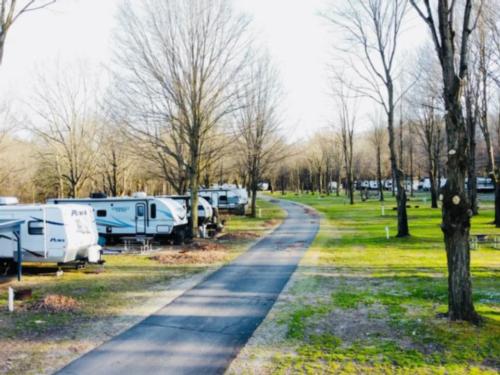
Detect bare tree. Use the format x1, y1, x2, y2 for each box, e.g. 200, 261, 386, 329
324, 0, 410, 236
333, 82, 356, 204
415, 100, 444, 209
113, 0, 250, 235
0, 0, 56, 64
369, 115, 387, 201
465, 54, 481, 215
30, 65, 101, 198
98, 123, 135, 197
410, 0, 483, 323
473, 2, 500, 225
233, 53, 285, 217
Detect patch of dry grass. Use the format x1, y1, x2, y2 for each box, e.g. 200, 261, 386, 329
28, 294, 81, 313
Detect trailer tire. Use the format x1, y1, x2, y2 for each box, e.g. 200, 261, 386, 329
173, 230, 185, 245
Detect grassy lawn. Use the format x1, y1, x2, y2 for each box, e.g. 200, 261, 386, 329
0, 198, 285, 375
228, 192, 499, 375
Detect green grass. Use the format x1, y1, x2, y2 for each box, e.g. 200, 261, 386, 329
251, 192, 500, 374
0, 198, 285, 374
223, 198, 287, 233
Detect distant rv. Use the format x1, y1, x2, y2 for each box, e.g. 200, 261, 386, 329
476, 177, 495, 193
158, 195, 223, 237
48, 193, 189, 244
0, 199, 102, 268
198, 185, 248, 215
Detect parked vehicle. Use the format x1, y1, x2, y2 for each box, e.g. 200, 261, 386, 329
258, 182, 269, 191
0, 199, 102, 266
418, 177, 447, 191
158, 195, 223, 237
48, 192, 188, 245
328, 181, 338, 192
383, 180, 393, 191
476, 177, 495, 193
199, 185, 248, 215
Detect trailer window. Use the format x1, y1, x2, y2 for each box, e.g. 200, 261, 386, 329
150, 203, 157, 219
28, 221, 44, 235
96, 210, 107, 217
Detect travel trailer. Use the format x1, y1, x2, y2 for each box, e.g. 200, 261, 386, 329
476, 177, 495, 193
159, 195, 223, 237
0, 201, 102, 267
49, 193, 189, 244
198, 185, 248, 215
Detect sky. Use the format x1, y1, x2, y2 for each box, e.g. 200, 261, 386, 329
0, 0, 425, 140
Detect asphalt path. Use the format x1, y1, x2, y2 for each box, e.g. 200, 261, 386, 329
56, 198, 320, 375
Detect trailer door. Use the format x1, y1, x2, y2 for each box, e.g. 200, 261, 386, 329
135, 203, 146, 234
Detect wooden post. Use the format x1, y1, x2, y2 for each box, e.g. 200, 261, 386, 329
8, 287, 14, 312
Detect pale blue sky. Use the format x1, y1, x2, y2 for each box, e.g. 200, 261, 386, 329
0, 0, 425, 139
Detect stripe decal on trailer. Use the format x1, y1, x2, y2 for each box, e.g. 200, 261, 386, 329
96, 217, 134, 228
30, 217, 65, 226
0, 235, 45, 257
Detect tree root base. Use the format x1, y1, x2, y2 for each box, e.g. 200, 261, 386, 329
436, 311, 484, 326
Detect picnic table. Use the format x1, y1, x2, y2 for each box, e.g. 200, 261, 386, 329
469, 234, 500, 250
121, 236, 154, 253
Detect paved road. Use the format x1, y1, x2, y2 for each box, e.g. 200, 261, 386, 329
57, 198, 319, 375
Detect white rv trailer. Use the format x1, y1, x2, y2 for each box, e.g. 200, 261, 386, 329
159, 195, 223, 237
48, 193, 189, 244
0, 203, 102, 265
198, 185, 248, 215
159, 195, 213, 225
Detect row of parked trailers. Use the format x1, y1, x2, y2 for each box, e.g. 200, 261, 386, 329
0, 186, 249, 271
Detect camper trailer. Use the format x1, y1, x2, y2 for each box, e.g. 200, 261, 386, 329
476, 177, 495, 193
0, 202, 102, 266
160, 195, 223, 237
199, 185, 248, 215
49, 193, 189, 244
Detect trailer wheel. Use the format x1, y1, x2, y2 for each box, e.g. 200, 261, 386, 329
173, 230, 185, 245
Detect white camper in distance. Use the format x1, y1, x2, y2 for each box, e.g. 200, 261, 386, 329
199, 185, 248, 215
0, 203, 102, 266
48, 193, 189, 244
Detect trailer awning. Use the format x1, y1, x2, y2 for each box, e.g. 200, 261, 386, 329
0, 219, 25, 230
0, 219, 25, 281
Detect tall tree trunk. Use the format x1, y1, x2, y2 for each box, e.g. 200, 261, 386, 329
376, 147, 384, 201
466, 86, 478, 215
336, 172, 340, 197
189, 142, 200, 237
388, 82, 409, 237
429, 171, 438, 208
409, 135, 414, 198
348, 171, 354, 205
442, 89, 479, 323
427, 136, 438, 209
